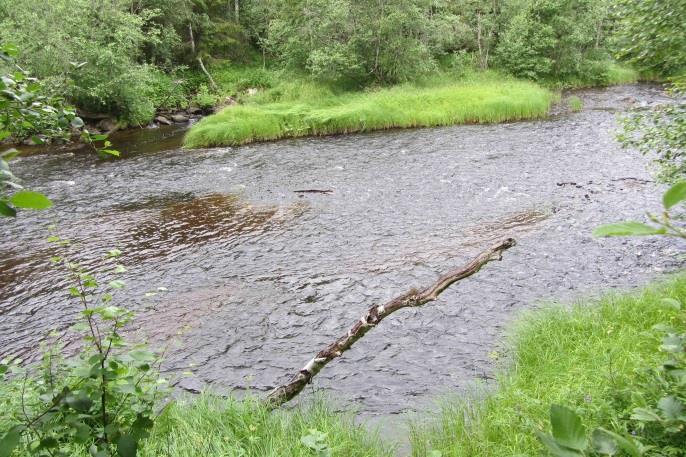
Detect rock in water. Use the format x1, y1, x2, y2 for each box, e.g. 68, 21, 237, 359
171, 114, 189, 123
96, 118, 117, 132
155, 116, 172, 125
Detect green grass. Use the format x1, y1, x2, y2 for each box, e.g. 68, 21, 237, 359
409, 275, 686, 456
604, 62, 640, 85
568, 95, 584, 112
183, 72, 555, 148
137, 395, 391, 456
0, 395, 392, 456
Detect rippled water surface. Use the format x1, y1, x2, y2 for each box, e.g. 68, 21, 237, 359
2, 84, 682, 422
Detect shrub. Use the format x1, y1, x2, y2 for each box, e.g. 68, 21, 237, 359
496, 0, 610, 82
0, 0, 181, 124
617, 78, 686, 181
0, 241, 165, 457
613, 0, 686, 77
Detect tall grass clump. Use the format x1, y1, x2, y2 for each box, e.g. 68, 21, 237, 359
138, 395, 392, 457
410, 275, 686, 456
184, 74, 554, 148
604, 63, 640, 85
568, 95, 584, 112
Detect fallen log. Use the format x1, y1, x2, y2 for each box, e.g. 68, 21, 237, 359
266, 237, 517, 407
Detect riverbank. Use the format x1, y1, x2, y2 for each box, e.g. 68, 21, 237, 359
183, 72, 556, 148
183, 61, 644, 149
2, 274, 682, 455
410, 274, 686, 456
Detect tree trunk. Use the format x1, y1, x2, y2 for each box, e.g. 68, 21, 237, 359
265, 238, 516, 407
188, 23, 196, 55
197, 57, 218, 92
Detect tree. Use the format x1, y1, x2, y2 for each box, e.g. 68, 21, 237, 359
612, 0, 686, 77
495, 0, 610, 81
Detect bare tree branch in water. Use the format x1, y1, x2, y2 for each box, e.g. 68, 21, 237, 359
266, 237, 517, 407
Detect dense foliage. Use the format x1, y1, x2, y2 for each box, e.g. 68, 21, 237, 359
0, 243, 164, 457
618, 78, 686, 181
612, 0, 686, 77
1, 0, 679, 125
495, 0, 612, 82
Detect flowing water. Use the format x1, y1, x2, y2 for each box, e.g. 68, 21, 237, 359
1, 84, 683, 431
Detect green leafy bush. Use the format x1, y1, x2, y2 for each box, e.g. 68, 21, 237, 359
0, 242, 165, 457
0, 43, 85, 217
613, 0, 686, 77
0, 0, 181, 124
193, 85, 218, 110
495, 0, 610, 82
537, 320, 686, 457
617, 79, 686, 182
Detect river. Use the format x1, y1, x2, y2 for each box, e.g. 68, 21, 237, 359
1, 84, 682, 432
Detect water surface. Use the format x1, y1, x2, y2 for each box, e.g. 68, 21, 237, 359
1, 84, 681, 422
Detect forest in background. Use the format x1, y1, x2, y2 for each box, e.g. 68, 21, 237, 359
1, 0, 684, 127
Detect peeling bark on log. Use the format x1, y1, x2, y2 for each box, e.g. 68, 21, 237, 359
265, 237, 517, 407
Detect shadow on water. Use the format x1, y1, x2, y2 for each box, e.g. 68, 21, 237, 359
0, 192, 308, 323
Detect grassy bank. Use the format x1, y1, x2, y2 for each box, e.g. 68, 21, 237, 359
183, 72, 555, 148
0, 394, 392, 456
138, 396, 391, 456
410, 275, 686, 456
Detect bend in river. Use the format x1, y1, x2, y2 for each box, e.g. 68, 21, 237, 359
2, 84, 682, 422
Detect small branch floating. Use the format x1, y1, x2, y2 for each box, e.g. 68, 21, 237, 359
293, 189, 333, 194
265, 237, 517, 407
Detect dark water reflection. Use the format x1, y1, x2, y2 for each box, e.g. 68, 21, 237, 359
1, 84, 682, 421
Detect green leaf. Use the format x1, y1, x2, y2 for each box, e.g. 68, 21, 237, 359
0, 201, 16, 217
117, 435, 137, 457
66, 391, 93, 412
550, 405, 587, 451
10, 190, 52, 210
0, 425, 24, 457
0, 148, 19, 160
631, 407, 661, 422
89, 445, 108, 457
71, 422, 91, 443
657, 396, 683, 421
595, 429, 642, 457
129, 349, 155, 362
535, 430, 584, 457
108, 279, 126, 289
38, 437, 58, 450
592, 429, 618, 455
663, 181, 686, 209
593, 222, 666, 237
100, 149, 120, 157
660, 298, 682, 310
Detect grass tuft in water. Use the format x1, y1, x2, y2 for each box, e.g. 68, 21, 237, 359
184, 72, 554, 148
568, 95, 584, 112
409, 275, 686, 456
